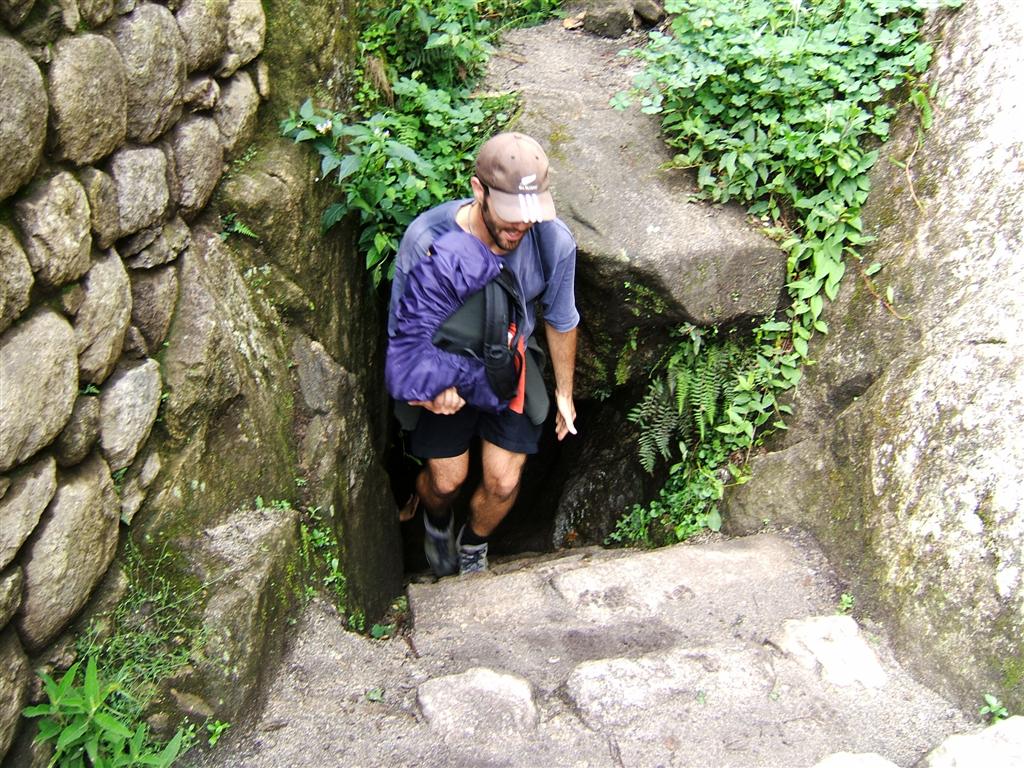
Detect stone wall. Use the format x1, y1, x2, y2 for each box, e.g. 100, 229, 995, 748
0, 0, 402, 759
721, 0, 1024, 712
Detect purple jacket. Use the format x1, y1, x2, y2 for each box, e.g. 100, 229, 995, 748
385, 230, 509, 413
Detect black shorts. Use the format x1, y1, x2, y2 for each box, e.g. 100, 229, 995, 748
409, 406, 543, 459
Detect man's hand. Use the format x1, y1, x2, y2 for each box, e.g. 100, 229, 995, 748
554, 390, 577, 441
411, 386, 465, 415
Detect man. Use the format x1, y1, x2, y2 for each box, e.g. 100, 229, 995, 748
388, 132, 579, 576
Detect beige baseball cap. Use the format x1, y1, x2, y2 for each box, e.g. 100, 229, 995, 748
475, 132, 557, 223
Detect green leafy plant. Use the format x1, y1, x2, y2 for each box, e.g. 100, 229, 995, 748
354, 0, 494, 105
610, 0, 960, 544
348, 609, 367, 633
281, 85, 514, 285
205, 720, 231, 748
24, 657, 185, 768
838, 592, 855, 614
282, 0, 560, 285
297, 506, 350, 615
218, 213, 258, 241
75, 545, 205, 733
979, 693, 1009, 724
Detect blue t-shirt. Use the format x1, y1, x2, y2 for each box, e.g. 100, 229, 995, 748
387, 199, 579, 341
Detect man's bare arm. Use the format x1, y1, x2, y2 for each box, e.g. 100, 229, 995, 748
545, 324, 578, 440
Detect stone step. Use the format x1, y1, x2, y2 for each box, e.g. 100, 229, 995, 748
408, 533, 835, 695
190, 533, 988, 768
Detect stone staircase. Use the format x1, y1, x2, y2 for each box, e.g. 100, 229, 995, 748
187, 532, 1023, 768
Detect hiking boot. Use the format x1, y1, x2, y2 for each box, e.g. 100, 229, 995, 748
423, 514, 457, 577
457, 526, 489, 575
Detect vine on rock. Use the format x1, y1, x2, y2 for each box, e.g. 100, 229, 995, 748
611, 0, 960, 545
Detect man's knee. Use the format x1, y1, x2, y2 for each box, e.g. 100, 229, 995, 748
424, 459, 468, 499
482, 466, 523, 502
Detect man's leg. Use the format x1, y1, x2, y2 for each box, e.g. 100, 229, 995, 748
416, 452, 470, 516
409, 406, 477, 577
466, 440, 527, 537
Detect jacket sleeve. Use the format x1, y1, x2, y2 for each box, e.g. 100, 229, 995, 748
385, 236, 505, 410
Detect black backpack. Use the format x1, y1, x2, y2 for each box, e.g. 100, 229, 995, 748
432, 267, 525, 402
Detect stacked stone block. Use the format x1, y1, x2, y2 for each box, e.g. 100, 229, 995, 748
0, 0, 267, 757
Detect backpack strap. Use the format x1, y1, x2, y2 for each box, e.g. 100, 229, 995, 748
482, 268, 525, 402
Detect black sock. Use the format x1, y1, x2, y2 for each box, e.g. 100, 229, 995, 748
425, 507, 452, 530
460, 524, 487, 546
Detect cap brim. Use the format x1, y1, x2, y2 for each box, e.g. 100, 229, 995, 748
488, 188, 557, 223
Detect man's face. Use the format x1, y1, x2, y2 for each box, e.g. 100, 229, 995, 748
481, 191, 533, 252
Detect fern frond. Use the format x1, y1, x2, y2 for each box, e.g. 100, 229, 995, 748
629, 378, 677, 473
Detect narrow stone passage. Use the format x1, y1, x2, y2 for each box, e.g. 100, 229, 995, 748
187, 17, 1024, 768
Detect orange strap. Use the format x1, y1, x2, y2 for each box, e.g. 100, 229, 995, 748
507, 323, 527, 414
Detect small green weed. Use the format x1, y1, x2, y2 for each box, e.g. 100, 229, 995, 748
23, 657, 186, 768
218, 213, 258, 242
32, 544, 203, 768
979, 693, 1009, 723
75, 545, 206, 729
838, 593, 855, 614
297, 505, 350, 616
348, 609, 366, 633
205, 719, 231, 747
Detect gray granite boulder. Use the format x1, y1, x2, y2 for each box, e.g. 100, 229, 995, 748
167, 115, 224, 219
919, 716, 1024, 768
118, 450, 160, 525
583, 0, 634, 38
151, 506, 298, 724
160, 237, 242, 441
129, 264, 179, 352
125, 215, 191, 269
77, 167, 122, 249
290, 335, 351, 514
99, 358, 162, 472
175, 0, 228, 73
0, 455, 57, 571
418, 668, 538, 739
0, 225, 33, 335
183, 75, 220, 112
0, 38, 47, 202
78, 0, 115, 27
74, 249, 132, 385
48, 34, 127, 165
108, 146, 170, 237
0, 309, 78, 473
0, 0, 35, 27
214, 70, 259, 159
13, 171, 92, 289
0, 568, 24, 628
632, 0, 664, 26
16, 453, 120, 651
105, 3, 187, 142
55, 394, 102, 468
218, 0, 265, 77
0, 628, 31, 759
